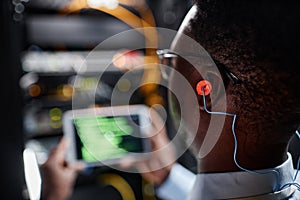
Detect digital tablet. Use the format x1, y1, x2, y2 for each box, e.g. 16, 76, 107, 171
62, 104, 152, 167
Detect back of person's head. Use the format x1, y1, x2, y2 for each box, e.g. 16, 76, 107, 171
167, 0, 300, 170
188, 0, 300, 146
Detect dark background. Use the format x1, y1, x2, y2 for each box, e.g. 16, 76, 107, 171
1, 0, 299, 199
0, 0, 194, 199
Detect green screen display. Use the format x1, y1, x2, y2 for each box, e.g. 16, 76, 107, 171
73, 114, 144, 162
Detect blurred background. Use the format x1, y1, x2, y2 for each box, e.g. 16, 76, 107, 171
1, 0, 300, 199
0, 0, 195, 199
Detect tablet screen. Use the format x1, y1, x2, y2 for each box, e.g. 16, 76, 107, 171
73, 114, 145, 163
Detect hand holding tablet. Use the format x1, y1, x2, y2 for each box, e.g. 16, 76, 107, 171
62, 104, 155, 168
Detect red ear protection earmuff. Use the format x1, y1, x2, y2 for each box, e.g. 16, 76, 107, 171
196, 80, 212, 96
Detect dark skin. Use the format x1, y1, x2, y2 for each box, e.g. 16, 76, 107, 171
41, 3, 298, 197
169, 5, 289, 173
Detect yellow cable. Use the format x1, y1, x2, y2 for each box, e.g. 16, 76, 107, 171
98, 173, 136, 200
60, 0, 161, 105
60, 1, 151, 35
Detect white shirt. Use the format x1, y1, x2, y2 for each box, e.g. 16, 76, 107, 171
156, 153, 299, 200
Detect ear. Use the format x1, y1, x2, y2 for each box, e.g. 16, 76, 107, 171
197, 70, 228, 111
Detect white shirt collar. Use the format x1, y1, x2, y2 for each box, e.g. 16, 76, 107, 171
189, 153, 295, 199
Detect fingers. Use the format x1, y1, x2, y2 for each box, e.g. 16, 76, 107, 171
68, 161, 86, 172
136, 158, 172, 185
118, 156, 136, 169
136, 161, 151, 174
148, 107, 166, 137
53, 137, 68, 162
44, 137, 69, 167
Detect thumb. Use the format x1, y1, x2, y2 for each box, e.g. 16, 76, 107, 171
68, 161, 86, 172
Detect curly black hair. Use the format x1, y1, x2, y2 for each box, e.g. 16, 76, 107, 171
189, 0, 300, 144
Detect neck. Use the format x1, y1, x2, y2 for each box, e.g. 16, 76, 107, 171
196, 131, 289, 173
